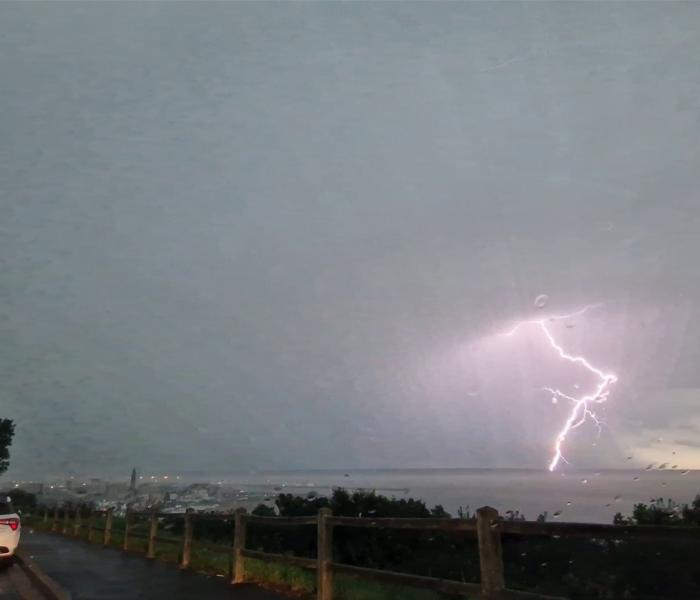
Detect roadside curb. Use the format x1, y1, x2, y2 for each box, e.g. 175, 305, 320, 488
15, 550, 72, 600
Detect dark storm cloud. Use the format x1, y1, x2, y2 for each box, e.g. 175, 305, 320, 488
675, 440, 700, 449
677, 425, 700, 433
2, 2, 700, 476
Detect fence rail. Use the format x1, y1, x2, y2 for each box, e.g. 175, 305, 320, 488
240, 548, 317, 570
37, 504, 700, 600
498, 519, 700, 540
330, 562, 483, 596
328, 515, 477, 531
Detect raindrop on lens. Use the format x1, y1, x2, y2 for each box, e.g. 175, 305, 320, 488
534, 294, 549, 309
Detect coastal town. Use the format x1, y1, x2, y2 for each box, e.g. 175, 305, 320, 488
7, 469, 287, 515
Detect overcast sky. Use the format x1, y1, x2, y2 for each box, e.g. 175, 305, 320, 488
2, 2, 700, 478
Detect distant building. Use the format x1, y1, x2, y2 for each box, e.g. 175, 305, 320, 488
130, 468, 137, 492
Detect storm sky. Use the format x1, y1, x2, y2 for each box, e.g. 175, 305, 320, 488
2, 2, 700, 478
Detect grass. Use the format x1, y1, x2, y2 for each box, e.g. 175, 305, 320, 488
245, 557, 316, 595
25, 516, 465, 600
334, 575, 455, 600
190, 546, 231, 575
244, 559, 457, 600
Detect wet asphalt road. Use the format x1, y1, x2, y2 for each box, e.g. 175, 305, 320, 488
20, 531, 292, 600
0, 558, 44, 600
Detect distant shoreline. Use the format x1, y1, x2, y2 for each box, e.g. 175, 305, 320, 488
7, 466, 696, 481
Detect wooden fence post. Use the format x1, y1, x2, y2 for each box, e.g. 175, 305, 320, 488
87, 510, 94, 542
147, 509, 158, 559
317, 507, 333, 600
180, 509, 194, 569
232, 508, 247, 584
104, 508, 113, 546
123, 508, 131, 551
73, 506, 82, 537
51, 507, 59, 531
62, 507, 70, 534
476, 506, 505, 599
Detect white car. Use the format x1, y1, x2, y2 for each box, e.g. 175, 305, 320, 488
0, 497, 20, 560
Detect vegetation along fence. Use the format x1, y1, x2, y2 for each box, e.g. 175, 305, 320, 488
34, 504, 700, 600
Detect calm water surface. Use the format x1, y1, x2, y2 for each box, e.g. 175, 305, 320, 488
205, 468, 700, 524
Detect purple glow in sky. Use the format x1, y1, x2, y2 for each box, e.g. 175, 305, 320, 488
3, 2, 700, 477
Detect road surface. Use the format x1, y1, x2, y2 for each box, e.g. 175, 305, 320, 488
0, 559, 45, 600
20, 531, 294, 600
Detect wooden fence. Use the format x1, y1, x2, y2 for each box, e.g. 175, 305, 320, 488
38, 504, 700, 600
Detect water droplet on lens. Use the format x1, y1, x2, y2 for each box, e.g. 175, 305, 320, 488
566, 501, 572, 506
580, 479, 588, 484
541, 562, 548, 567
682, 470, 690, 475
645, 463, 654, 471
633, 476, 639, 481
534, 294, 549, 308
553, 511, 562, 518
626, 456, 633, 460
521, 552, 527, 557
614, 495, 621, 502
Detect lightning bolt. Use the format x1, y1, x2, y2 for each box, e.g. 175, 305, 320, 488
502, 304, 617, 471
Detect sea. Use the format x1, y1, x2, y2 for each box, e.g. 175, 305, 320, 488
192, 468, 700, 524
